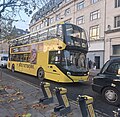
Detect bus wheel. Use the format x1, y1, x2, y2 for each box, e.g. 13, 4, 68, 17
11, 64, 15, 72
37, 68, 44, 80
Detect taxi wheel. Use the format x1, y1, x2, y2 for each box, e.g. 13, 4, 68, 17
37, 68, 44, 81
102, 87, 120, 106
11, 64, 15, 72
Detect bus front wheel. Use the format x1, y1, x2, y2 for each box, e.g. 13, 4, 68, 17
37, 68, 44, 81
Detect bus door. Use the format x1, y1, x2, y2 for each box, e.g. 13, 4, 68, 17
47, 51, 61, 81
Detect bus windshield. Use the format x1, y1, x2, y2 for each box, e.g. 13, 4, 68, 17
61, 50, 87, 72
64, 24, 87, 48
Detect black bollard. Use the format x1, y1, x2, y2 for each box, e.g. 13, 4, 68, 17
39, 82, 53, 104
77, 95, 95, 117
54, 87, 71, 116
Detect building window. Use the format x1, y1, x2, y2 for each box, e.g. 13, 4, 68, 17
115, 16, 120, 28
77, 1, 84, 10
56, 13, 61, 21
31, 28, 34, 32
49, 17, 54, 24
76, 16, 84, 25
33, 27, 36, 32
91, 0, 99, 4
44, 20, 48, 26
39, 24, 41, 29
65, 8, 71, 16
90, 25, 99, 40
115, 0, 120, 8
36, 25, 39, 30
90, 10, 100, 21
41, 22, 44, 28
113, 45, 120, 55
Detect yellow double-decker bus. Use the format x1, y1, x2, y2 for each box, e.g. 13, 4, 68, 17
7, 23, 89, 83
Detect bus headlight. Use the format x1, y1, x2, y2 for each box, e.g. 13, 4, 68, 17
67, 72, 71, 75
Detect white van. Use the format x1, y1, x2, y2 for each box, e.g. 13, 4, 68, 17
0, 54, 8, 67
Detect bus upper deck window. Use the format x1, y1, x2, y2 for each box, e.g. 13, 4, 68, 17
57, 25, 63, 40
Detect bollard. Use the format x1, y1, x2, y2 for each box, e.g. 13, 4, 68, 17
39, 82, 53, 104
77, 95, 95, 117
54, 87, 71, 116
0, 68, 2, 81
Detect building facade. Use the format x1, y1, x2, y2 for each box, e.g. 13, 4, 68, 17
105, 0, 120, 62
0, 41, 9, 54
0, 28, 29, 54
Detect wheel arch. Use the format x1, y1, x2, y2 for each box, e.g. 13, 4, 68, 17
101, 85, 113, 94
11, 64, 15, 72
12, 64, 15, 69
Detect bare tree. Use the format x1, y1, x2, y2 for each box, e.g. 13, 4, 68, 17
0, 0, 48, 40
0, 0, 50, 21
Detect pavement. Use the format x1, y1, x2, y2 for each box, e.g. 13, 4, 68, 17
0, 71, 85, 117
0, 69, 111, 117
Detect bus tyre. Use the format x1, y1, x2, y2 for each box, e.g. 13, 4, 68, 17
11, 64, 15, 72
37, 68, 44, 81
102, 87, 120, 106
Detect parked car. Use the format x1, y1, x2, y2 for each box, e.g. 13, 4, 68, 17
92, 58, 120, 106
0, 54, 8, 68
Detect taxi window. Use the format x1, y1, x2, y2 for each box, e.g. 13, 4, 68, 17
106, 62, 120, 74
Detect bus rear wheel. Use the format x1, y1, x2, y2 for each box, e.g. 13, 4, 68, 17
11, 64, 15, 72
37, 68, 44, 81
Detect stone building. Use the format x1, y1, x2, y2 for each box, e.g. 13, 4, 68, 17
0, 41, 9, 54
0, 28, 29, 54
105, 0, 120, 62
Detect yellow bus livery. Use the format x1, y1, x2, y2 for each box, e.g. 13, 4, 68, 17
7, 23, 89, 83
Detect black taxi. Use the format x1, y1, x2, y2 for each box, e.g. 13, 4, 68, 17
92, 58, 120, 105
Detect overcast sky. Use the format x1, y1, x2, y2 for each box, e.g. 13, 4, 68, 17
13, 11, 32, 30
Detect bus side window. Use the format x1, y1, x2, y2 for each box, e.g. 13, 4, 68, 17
48, 26, 57, 39
25, 53, 30, 62
57, 24, 63, 40
49, 51, 60, 64
20, 54, 23, 62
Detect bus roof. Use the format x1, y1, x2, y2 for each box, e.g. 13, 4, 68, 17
9, 22, 83, 43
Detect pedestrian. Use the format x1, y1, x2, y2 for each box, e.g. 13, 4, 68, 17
93, 62, 96, 70
88, 60, 92, 69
